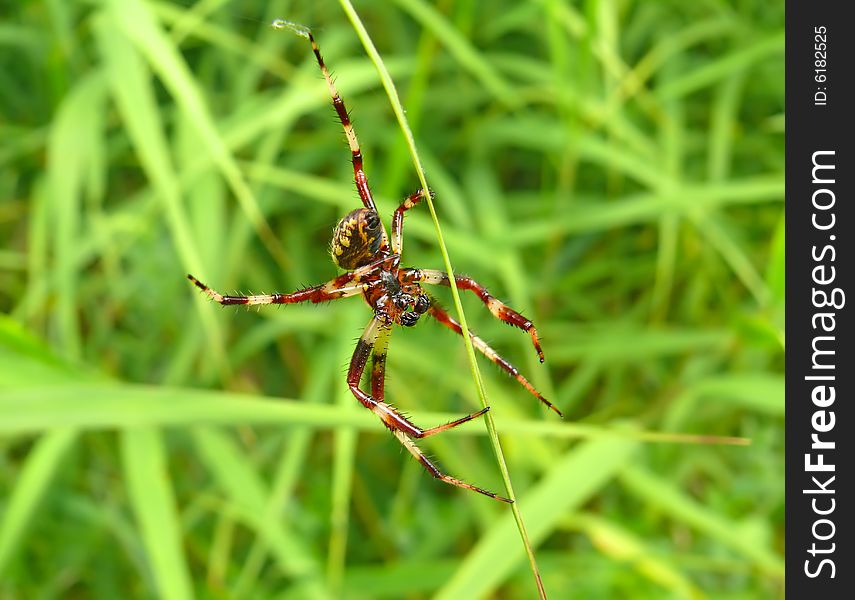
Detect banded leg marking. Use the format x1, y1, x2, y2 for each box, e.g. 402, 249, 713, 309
353, 318, 490, 438
273, 21, 377, 213
370, 322, 392, 401
427, 303, 563, 418
349, 317, 428, 438
353, 318, 501, 501
405, 269, 545, 363
371, 333, 491, 438
390, 189, 432, 255
187, 274, 365, 306
393, 430, 512, 503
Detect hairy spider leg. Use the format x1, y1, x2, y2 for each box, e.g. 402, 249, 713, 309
367, 320, 489, 436
404, 269, 546, 363
391, 430, 512, 503
187, 255, 402, 306
187, 273, 366, 306
303, 30, 377, 214
390, 189, 433, 255
350, 317, 503, 501
425, 302, 563, 418
351, 317, 490, 439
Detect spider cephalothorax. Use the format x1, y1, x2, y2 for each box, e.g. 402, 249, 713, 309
188, 21, 560, 503
369, 269, 431, 327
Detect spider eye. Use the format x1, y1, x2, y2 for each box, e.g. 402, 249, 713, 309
414, 295, 430, 314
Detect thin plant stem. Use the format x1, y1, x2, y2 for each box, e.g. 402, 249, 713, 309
330, 3, 548, 598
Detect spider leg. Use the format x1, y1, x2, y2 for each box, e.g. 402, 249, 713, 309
352, 317, 503, 501
187, 258, 399, 307
369, 322, 489, 437
370, 321, 392, 400
187, 273, 364, 306
392, 430, 512, 503
352, 318, 489, 438
426, 302, 563, 418
390, 189, 433, 255
349, 317, 426, 437
403, 269, 546, 363
300, 28, 377, 213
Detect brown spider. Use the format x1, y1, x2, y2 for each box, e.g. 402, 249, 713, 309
188, 21, 561, 503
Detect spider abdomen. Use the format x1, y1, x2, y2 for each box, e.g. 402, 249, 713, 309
331, 208, 384, 270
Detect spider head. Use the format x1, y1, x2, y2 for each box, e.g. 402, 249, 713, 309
331, 208, 386, 270
375, 272, 430, 327
399, 293, 431, 326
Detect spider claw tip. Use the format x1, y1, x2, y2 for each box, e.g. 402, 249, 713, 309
271, 19, 310, 38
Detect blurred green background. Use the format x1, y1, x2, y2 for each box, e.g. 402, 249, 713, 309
0, 0, 783, 598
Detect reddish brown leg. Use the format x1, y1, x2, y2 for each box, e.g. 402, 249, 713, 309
354, 318, 489, 439
187, 273, 364, 306
187, 256, 400, 307
390, 189, 433, 255
274, 21, 377, 213
403, 269, 546, 363
392, 430, 512, 503
352, 317, 504, 502
426, 303, 563, 418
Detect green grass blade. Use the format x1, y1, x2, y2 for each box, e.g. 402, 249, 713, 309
301, 7, 548, 594
190, 427, 331, 597
46, 73, 107, 361
620, 466, 784, 577
436, 436, 640, 599
121, 427, 194, 600
104, 0, 287, 268
326, 308, 364, 595
569, 513, 705, 599
0, 429, 77, 575
392, 0, 518, 106
658, 32, 784, 98
0, 383, 747, 447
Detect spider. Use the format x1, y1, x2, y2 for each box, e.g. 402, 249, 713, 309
188, 21, 561, 503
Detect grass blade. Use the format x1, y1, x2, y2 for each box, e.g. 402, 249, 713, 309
191, 427, 331, 597
0, 429, 77, 575
620, 466, 784, 577
327, 4, 547, 595
121, 427, 194, 600
436, 436, 640, 598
